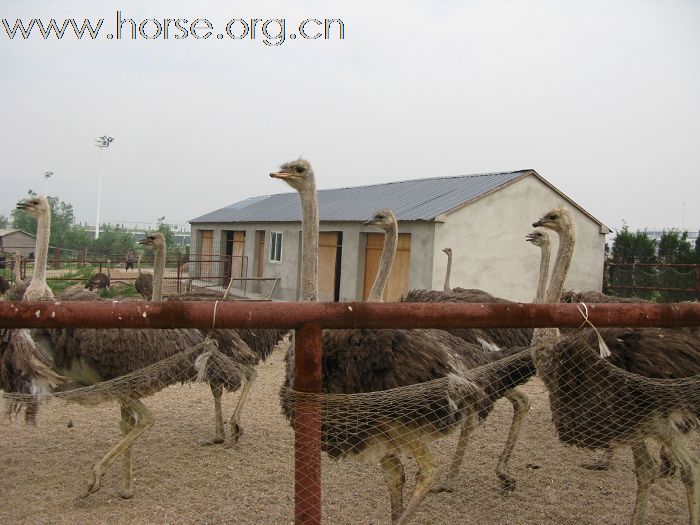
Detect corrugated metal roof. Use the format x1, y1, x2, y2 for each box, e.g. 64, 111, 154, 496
191, 170, 534, 224
0, 229, 33, 238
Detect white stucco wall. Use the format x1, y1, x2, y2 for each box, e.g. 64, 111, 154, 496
431, 176, 607, 302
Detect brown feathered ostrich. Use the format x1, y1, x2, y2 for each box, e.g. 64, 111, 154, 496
273, 160, 534, 524
141, 232, 288, 446
134, 253, 153, 300
13, 196, 251, 499
527, 225, 700, 474
367, 210, 534, 493
531, 207, 700, 525
85, 259, 111, 291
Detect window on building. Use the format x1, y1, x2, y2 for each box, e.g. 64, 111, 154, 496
269, 231, 283, 262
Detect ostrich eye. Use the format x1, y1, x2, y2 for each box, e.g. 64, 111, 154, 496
294, 166, 304, 174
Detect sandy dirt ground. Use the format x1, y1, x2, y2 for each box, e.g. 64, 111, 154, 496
1, 345, 697, 525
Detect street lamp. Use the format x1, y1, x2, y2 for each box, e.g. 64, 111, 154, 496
94, 135, 114, 239
42, 171, 53, 195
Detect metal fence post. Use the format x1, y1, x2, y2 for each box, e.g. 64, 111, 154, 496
294, 322, 322, 525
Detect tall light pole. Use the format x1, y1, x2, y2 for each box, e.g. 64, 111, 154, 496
94, 135, 114, 239
42, 171, 53, 195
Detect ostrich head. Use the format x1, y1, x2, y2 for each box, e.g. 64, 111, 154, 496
16, 196, 50, 219
442, 248, 452, 256
525, 228, 550, 249
364, 209, 397, 231
138, 232, 166, 250
532, 207, 574, 234
269, 159, 315, 191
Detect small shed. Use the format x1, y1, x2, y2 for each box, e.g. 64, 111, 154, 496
0, 229, 36, 260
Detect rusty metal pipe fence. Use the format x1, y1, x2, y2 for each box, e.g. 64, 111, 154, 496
2, 300, 700, 525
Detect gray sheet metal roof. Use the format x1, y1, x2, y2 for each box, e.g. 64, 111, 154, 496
190, 170, 534, 224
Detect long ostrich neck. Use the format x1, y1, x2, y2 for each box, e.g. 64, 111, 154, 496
367, 221, 398, 302
299, 185, 319, 302
545, 225, 575, 304
534, 243, 551, 303
532, 222, 575, 345
13, 254, 22, 283
152, 244, 166, 301
443, 251, 452, 293
137, 254, 142, 275
32, 208, 51, 286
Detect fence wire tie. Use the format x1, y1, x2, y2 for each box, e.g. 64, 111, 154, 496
577, 302, 612, 359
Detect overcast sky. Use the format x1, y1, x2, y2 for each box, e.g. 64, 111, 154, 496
1, 0, 698, 234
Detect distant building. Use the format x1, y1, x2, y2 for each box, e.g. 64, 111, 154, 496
0, 229, 36, 259
190, 170, 610, 302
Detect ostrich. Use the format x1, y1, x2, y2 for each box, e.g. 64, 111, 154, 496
525, 228, 551, 303
14, 196, 251, 498
530, 207, 700, 525
85, 259, 111, 291
141, 232, 288, 446
134, 253, 153, 300
527, 224, 700, 474
272, 160, 534, 524
5, 252, 31, 301
442, 248, 452, 293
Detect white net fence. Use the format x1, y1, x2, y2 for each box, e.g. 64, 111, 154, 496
1, 324, 699, 524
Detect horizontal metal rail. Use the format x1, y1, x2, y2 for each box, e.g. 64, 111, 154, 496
1, 301, 699, 330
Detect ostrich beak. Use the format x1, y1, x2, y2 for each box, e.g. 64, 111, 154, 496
270, 171, 292, 180
532, 219, 544, 228
16, 201, 30, 210
526, 233, 536, 242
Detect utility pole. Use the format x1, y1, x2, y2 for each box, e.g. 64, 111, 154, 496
94, 135, 114, 239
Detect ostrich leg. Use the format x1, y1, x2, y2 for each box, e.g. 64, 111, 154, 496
82, 398, 155, 497
659, 429, 699, 525
431, 412, 478, 493
396, 441, 440, 525
119, 402, 137, 499
380, 454, 406, 524
227, 367, 258, 447
496, 388, 530, 492
199, 384, 225, 445
629, 441, 658, 525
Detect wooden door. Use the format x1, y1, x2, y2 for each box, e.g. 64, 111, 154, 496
363, 233, 411, 302
200, 230, 214, 282
231, 231, 245, 280
318, 232, 342, 302
255, 232, 265, 293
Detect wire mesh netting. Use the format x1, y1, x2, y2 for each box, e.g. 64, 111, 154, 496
1, 324, 699, 524
606, 263, 700, 302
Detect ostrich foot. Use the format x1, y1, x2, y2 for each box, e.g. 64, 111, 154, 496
430, 477, 458, 493
80, 469, 104, 498
580, 458, 610, 471
198, 436, 225, 446
227, 422, 243, 446
119, 486, 134, 499
498, 472, 516, 493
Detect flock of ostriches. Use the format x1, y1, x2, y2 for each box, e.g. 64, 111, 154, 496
0, 159, 699, 525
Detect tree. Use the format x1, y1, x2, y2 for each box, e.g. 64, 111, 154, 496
658, 229, 694, 263
0, 214, 8, 229
695, 231, 700, 262
610, 224, 657, 263
155, 216, 179, 253
92, 224, 136, 257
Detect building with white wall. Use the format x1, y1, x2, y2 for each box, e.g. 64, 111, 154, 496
190, 170, 609, 302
